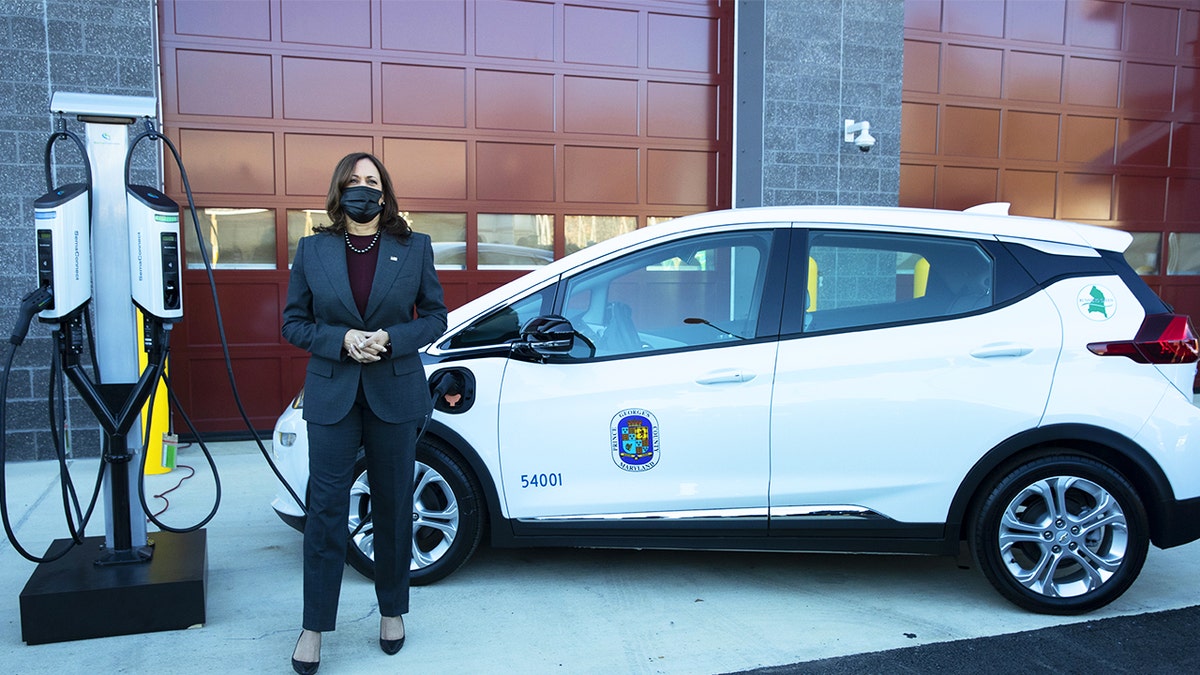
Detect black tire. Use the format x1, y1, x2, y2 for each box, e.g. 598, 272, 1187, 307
344, 438, 486, 585
971, 454, 1149, 614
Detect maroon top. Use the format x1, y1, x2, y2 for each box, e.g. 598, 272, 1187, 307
345, 232, 380, 317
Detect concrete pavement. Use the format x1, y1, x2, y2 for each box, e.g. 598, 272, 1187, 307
3, 439, 1200, 674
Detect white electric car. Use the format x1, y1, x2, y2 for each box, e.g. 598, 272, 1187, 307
272, 204, 1200, 614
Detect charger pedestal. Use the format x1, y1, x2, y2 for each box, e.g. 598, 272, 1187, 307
18, 92, 208, 647
18, 530, 207, 645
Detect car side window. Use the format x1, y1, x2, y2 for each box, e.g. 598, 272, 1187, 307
800, 231, 994, 333
446, 286, 555, 350
559, 231, 775, 358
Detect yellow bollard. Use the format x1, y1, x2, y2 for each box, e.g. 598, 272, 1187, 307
137, 310, 174, 474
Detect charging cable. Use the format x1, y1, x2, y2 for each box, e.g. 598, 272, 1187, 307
0, 289, 100, 563
0, 118, 110, 564
126, 119, 307, 517
43, 115, 92, 207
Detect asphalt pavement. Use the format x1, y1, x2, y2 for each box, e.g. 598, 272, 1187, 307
2, 438, 1200, 674
740, 605, 1200, 674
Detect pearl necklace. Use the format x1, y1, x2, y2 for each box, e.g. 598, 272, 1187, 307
345, 229, 381, 254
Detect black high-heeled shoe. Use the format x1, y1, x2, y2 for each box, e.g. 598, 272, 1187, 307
379, 616, 405, 655
379, 634, 405, 655
292, 632, 320, 675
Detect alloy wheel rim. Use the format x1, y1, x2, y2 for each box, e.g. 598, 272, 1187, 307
346, 461, 460, 571
997, 475, 1128, 598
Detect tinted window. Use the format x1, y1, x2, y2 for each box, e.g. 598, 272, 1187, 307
559, 231, 775, 358
447, 286, 555, 349
797, 231, 994, 333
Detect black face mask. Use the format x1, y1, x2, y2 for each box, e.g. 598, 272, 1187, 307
340, 185, 384, 224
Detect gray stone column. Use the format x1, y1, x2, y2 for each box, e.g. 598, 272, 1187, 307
736, 0, 904, 208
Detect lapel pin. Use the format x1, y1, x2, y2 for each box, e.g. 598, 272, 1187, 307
390, 256, 398, 261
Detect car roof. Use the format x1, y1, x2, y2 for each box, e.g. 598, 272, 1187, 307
442, 205, 1132, 332
672, 205, 1132, 252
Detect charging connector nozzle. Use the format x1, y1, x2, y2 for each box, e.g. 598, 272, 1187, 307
10, 286, 53, 345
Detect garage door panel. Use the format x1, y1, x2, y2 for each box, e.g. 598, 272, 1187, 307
647, 82, 716, 140
1002, 170, 1057, 219
183, 280, 284, 346
383, 138, 467, 200
173, 0, 270, 41
565, 146, 638, 203
564, 76, 638, 136
176, 50, 273, 118
477, 142, 556, 201
476, 0, 554, 61
182, 355, 284, 428
936, 166, 997, 211
647, 149, 713, 205
174, 129, 275, 195
161, 0, 733, 431
648, 12, 716, 73
564, 5, 638, 67
476, 70, 555, 132
281, 0, 371, 48
382, 64, 466, 128
284, 134, 375, 196
1118, 119, 1171, 166
381, 0, 466, 54
282, 57, 373, 123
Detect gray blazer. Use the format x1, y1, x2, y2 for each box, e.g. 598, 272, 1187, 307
282, 230, 447, 425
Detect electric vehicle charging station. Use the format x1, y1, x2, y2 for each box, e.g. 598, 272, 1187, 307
16, 92, 206, 645
34, 183, 92, 320
127, 184, 183, 322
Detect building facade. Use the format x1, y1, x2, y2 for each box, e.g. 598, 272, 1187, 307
0, 0, 1194, 454
900, 0, 1200, 324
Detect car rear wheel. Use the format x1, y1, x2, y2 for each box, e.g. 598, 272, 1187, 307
345, 438, 485, 585
971, 454, 1148, 614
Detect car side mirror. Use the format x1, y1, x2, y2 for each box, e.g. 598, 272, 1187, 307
511, 315, 576, 362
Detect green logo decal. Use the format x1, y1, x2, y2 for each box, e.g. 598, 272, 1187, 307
1077, 284, 1116, 321
1087, 286, 1108, 317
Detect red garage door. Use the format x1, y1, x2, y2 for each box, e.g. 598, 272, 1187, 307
158, 0, 733, 432
901, 0, 1200, 371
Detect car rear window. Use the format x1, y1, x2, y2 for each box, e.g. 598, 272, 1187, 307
791, 231, 999, 334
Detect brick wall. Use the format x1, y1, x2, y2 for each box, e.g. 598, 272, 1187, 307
0, 0, 156, 459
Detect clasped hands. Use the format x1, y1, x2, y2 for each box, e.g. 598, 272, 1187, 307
344, 329, 390, 363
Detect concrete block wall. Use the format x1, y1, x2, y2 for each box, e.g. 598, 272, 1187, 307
738, 0, 904, 208
0, 0, 156, 459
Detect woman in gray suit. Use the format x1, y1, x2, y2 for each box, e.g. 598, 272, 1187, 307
282, 152, 447, 674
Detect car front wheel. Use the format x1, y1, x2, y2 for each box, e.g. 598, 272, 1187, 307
345, 438, 485, 585
971, 454, 1149, 614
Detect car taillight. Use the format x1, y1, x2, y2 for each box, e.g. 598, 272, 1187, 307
1087, 314, 1200, 364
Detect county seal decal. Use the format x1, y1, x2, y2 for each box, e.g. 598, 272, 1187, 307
611, 409, 660, 472
1077, 284, 1116, 321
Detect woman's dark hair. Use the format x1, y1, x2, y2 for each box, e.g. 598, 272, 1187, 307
317, 152, 411, 237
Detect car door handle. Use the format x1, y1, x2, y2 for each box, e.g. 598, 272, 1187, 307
696, 369, 756, 385
970, 342, 1033, 359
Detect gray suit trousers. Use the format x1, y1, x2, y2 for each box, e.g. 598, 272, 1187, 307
302, 385, 417, 632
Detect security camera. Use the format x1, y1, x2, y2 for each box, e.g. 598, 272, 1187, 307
844, 119, 876, 153
855, 129, 876, 152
